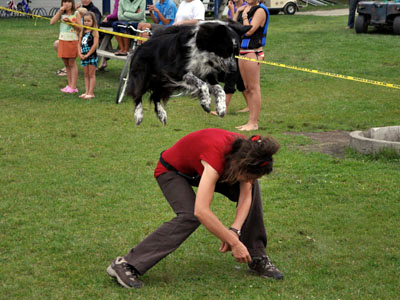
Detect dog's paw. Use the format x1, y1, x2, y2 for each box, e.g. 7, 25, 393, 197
134, 102, 144, 125
199, 85, 211, 113
199, 97, 211, 113
211, 85, 226, 117
156, 102, 167, 125
216, 100, 226, 117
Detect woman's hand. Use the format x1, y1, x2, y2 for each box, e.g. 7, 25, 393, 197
231, 240, 252, 263
228, 0, 234, 10
237, 5, 246, 12
219, 230, 251, 263
62, 16, 70, 22
219, 230, 237, 253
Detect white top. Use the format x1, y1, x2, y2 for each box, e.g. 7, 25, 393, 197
175, 0, 205, 23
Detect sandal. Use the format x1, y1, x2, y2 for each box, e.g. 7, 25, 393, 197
56, 68, 67, 76
98, 60, 108, 71
79, 93, 87, 98
84, 95, 95, 100
115, 51, 128, 56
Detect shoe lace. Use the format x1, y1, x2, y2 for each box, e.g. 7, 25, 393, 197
259, 255, 276, 270
118, 258, 139, 280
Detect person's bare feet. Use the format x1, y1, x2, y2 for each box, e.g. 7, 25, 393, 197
237, 107, 250, 113
210, 111, 218, 116
84, 94, 95, 100
235, 123, 258, 131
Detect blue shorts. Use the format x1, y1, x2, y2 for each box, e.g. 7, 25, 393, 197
81, 56, 98, 67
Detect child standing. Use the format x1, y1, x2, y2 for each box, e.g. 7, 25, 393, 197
50, 0, 81, 93
78, 12, 99, 99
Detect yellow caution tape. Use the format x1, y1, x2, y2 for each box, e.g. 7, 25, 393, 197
0, 6, 148, 41
236, 55, 400, 90
1, 6, 400, 90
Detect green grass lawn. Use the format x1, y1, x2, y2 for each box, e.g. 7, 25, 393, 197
0, 14, 399, 300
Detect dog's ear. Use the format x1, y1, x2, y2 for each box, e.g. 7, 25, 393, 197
196, 23, 228, 51
227, 20, 252, 36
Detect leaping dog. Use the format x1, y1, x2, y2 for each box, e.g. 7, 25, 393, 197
127, 20, 251, 125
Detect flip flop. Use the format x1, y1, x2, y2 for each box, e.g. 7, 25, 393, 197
84, 95, 95, 100
98, 61, 108, 71
56, 69, 67, 76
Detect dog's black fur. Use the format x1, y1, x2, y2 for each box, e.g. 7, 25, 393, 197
127, 20, 251, 125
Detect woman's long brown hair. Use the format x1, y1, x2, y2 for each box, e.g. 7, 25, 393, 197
220, 135, 280, 184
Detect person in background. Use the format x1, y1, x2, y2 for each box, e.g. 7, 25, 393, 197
78, 12, 99, 99
112, 0, 146, 56
234, 0, 269, 131
55, 6, 87, 76
50, 0, 81, 93
214, 0, 223, 18
173, 0, 205, 25
106, 128, 284, 289
101, 0, 120, 27
228, 0, 247, 19
98, 0, 120, 70
211, 0, 248, 116
136, 0, 177, 42
346, 0, 360, 29
76, 0, 102, 26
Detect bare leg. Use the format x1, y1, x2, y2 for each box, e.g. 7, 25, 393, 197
62, 58, 71, 87
87, 65, 96, 97
122, 37, 131, 53
236, 53, 261, 131
69, 58, 78, 90
80, 66, 89, 97
115, 36, 128, 54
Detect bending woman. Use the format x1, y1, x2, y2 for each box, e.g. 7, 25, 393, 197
107, 128, 283, 289
234, 0, 269, 131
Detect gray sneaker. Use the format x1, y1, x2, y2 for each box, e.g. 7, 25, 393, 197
107, 257, 144, 288
248, 255, 284, 280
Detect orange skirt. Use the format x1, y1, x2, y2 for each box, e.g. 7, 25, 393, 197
58, 40, 78, 58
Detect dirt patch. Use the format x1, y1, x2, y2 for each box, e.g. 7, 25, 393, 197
296, 9, 348, 16
285, 131, 351, 158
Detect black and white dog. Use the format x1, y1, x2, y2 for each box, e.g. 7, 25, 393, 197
127, 20, 251, 125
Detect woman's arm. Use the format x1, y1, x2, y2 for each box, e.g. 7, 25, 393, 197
72, 12, 82, 33
78, 33, 83, 60
123, 0, 146, 22
241, 7, 266, 36
174, 19, 200, 26
149, 5, 170, 25
107, 0, 119, 20
219, 180, 252, 253
228, 0, 235, 19
194, 161, 252, 263
50, 6, 64, 25
231, 181, 252, 230
232, 5, 245, 21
